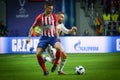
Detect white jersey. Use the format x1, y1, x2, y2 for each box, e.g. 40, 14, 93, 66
57, 23, 69, 34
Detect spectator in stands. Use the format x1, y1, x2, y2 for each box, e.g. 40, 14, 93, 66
0, 21, 8, 36
102, 9, 111, 25
111, 10, 119, 32
111, 10, 119, 22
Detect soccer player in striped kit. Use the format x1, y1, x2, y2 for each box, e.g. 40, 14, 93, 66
44, 12, 77, 75
26, 2, 63, 76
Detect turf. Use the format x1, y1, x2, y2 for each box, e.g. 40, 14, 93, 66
0, 53, 120, 80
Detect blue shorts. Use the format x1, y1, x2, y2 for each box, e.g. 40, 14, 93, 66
37, 36, 58, 49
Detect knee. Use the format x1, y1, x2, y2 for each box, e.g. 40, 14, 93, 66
56, 48, 60, 52
61, 52, 67, 59
36, 51, 42, 57
64, 55, 67, 59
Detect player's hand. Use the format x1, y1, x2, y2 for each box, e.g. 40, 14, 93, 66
26, 38, 30, 44
72, 26, 77, 32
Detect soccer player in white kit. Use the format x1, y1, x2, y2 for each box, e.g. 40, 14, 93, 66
44, 12, 77, 75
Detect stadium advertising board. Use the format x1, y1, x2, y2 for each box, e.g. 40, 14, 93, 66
0, 37, 120, 54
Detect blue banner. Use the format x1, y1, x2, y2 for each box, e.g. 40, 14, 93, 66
0, 37, 120, 54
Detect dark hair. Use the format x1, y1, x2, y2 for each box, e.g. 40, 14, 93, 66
56, 11, 64, 15
44, 2, 53, 7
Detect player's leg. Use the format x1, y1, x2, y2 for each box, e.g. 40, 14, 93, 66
44, 50, 56, 63
51, 41, 63, 72
36, 36, 49, 76
58, 51, 67, 75
46, 44, 56, 59
44, 44, 56, 63
36, 48, 48, 75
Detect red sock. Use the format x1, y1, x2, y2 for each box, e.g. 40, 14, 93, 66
54, 50, 61, 65
37, 56, 47, 73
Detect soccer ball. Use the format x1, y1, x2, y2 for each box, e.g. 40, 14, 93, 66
75, 66, 85, 75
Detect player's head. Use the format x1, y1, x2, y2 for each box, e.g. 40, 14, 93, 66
44, 2, 53, 15
57, 12, 65, 24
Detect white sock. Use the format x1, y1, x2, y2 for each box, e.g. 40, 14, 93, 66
58, 59, 66, 72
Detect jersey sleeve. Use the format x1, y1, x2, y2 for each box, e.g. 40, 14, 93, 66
32, 14, 42, 28
59, 24, 69, 34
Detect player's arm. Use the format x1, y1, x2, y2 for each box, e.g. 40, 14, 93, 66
26, 26, 34, 44
67, 26, 77, 34
60, 24, 77, 34
55, 25, 61, 42
26, 15, 40, 43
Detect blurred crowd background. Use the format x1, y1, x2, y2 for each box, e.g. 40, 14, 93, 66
0, 0, 120, 36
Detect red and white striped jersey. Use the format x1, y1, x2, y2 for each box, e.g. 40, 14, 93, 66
32, 13, 58, 37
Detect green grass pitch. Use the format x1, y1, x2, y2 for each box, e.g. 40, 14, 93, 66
0, 53, 120, 80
